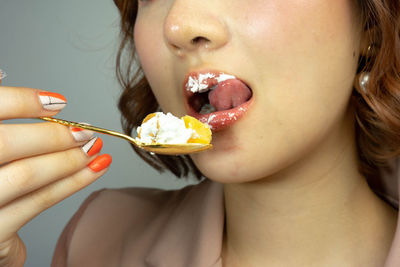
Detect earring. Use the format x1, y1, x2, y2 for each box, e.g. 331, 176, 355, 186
367, 44, 372, 55
359, 72, 369, 93
357, 43, 374, 93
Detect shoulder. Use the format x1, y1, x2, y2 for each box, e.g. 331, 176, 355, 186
52, 178, 222, 266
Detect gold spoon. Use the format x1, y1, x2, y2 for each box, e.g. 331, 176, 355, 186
38, 117, 212, 155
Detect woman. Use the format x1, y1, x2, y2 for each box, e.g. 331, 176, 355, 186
1, 0, 400, 266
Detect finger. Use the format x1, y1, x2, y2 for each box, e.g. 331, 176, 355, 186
0, 154, 112, 239
0, 234, 26, 267
0, 122, 95, 165
0, 137, 103, 207
0, 86, 67, 120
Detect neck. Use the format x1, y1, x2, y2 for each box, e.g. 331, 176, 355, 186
222, 109, 397, 266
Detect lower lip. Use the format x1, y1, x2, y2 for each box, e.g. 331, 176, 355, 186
186, 97, 254, 132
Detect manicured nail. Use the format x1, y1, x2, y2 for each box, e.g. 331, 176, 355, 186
0, 69, 7, 80
38, 91, 67, 111
70, 122, 94, 142
82, 137, 103, 156
88, 154, 112, 172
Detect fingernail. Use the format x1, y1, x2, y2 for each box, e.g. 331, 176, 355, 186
0, 69, 7, 80
82, 137, 103, 156
70, 122, 94, 142
38, 91, 67, 111
88, 154, 112, 172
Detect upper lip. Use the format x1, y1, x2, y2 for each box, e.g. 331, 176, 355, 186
182, 69, 252, 112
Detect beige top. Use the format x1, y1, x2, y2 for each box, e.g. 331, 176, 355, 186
52, 159, 400, 267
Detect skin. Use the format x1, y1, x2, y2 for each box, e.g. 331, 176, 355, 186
0, 82, 110, 266
135, 0, 398, 266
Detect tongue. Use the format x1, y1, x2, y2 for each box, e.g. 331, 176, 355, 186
208, 79, 252, 111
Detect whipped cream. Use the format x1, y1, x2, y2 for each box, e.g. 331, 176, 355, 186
136, 112, 195, 145
186, 73, 236, 93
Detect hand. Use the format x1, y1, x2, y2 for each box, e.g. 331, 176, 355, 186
0, 76, 112, 267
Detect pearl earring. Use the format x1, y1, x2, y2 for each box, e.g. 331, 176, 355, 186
357, 44, 373, 93
359, 72, 369, 93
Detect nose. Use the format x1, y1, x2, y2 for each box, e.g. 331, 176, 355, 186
164, 1, 229, 56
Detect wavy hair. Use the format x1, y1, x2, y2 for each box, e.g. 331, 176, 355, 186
112, 0, 400, 182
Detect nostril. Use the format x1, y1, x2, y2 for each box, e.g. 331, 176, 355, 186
191, 36, 210, 45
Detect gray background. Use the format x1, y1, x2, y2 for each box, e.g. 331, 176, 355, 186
0, 1, 197, 266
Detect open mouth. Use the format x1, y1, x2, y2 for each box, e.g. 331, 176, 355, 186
183, 71, 253, 132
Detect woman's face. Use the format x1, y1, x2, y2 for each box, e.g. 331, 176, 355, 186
134, 0, 364, 183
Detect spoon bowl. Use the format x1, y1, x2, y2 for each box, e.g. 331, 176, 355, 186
38, 117, 212, 155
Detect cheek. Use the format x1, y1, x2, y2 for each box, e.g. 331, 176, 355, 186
247, 0, 360, 115
233, 0, 360, 115
134, 19, 176, 110
191, 0, 361, 182
239, 0, 359, 58
238, 0, 360, 121
134, 21, 162, 75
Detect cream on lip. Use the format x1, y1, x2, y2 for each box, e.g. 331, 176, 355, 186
186, 72, 236, 93
183, 71, 254, 132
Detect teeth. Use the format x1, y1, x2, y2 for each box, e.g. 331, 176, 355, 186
199, 104, 216, 114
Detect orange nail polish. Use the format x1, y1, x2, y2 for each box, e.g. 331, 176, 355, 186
82, 137, 102, 156
38, 91, 67, 111
88, 154, 112, 172
71, 127, 83, 132
71, 122, 94, 142
39, 91, 67, 102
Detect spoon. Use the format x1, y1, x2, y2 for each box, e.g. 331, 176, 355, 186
38, 117, 212, 155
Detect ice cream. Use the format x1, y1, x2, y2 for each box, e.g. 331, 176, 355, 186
136, 112, 212, 145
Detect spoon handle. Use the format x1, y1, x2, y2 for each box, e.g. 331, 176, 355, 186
38, 117, 139, 145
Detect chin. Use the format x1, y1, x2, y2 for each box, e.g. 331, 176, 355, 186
188, 110, 259, 183
189, 121, 304, 185
192, 152, 277, 184
190, 133, 267, 184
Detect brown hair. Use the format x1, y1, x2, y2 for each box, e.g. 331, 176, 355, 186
112, 0, 400, 181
